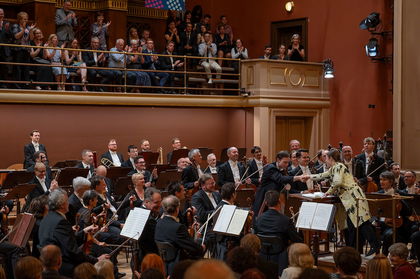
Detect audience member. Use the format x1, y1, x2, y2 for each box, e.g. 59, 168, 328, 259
297, 268, 329, 279
259, 45, 274, 60
179, 22, 196, 56
218, 15, 233, 44
94, 259, 115, 279
240, 269, 266, 279
55, 1, 77, 45
332, 246, 361, 279
171, 260, 195, 279
29, 28, 53, 90
73, 263, 98, 279
126, 39, 151, 92
178, 10, 192, 32
91, 12, 110, 50
365, 254, 393, 279
388, 243, 417, 279
196, 24, 207, 45
0, 8, 11, 87
139, 29, 150, 50
12, 11, 35, 88
139, 269, 164, 279
108, 38, 135, 91
15, 256, 43, 279
231, 39, 248, 72
287, 34, 305, 61
142, 39, 170, 89
280, 243, 314, 279
82, 37, 113, 92
128, 27, 139, 44
159, 41, 184, 91
165, 21, 180, 49
214, 24, 231, 67
64, 38, 87, 91
195, 14, 211, 33
274, 44, 288, 60
140, 254, 165, 277
199, 32, 221, 83
184, 259, 235, 279
39, 244, 64, 279
43, 34, 67, 91
226, 247, 257, 277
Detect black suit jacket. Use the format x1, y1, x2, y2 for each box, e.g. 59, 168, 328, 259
42, 269, 70, 279
217, 161, 246, 187
396, 176, 406, 190
25, 176, 51, 211
255, 209, 302, 243
66, 193, 83, 226
355, 153, 385, 187
23, 143, 47, 169
191, 189, 221, 224
100, 151, 124, 167
74, 162, 94, 177
122, 159, 135, 170
182, 165, 200, 189
158, 50, 181, 71
252, 163, 294, 216
82, 47, 107, 67
38, 211, 97, 277
155, 216, 203, 259
179, 31, 197, 54
289, 166, 317, 193
248, 159, 262, 186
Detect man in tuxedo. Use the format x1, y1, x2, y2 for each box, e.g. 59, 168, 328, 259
182, 148, 204, 190
100, 139, 124, 167
342, 145, 365, 182
254, 190, 302, 273
140, 139, 151, 152
155, 195, 203, 270
217, 147, 251, 187
390, 163, 406, 190
26, 151, 52, 179
355, 137, 386, 188
121, 145, 138, 170
75, 149, 95, 179
402, 170, 419, 195
25, 162, 58, 211
39, 189, 109, 277
252, 151, 307, 220
167, 137, 182, 164
314, 149, 328, 173
24, 130, 47, 169
248, 146, 265, 187
179, 22, 196, 56
66, 176, 91, 226
142, 39, 170, 88
204, 153, 218, 174
289, 149, 318, 193
82, 37, 114, 91
191, 174, 221, 224
128, 156, 157, 187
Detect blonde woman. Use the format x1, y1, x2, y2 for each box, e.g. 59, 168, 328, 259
287, 34, 305, 61
280, 243, 314, 279
43, 34, 67, 90
64, 38, 87, 91
94, 259, 114, 279
365, 254, 393, 279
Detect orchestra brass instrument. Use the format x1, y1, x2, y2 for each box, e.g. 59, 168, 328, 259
100, 157, 114, 168
157, 147, 164, 165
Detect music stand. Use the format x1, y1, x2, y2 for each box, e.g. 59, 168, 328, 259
235, 189, 255, 208
220, 148, 247, 162
169, 149, 190, 165
65, 160, 80, 167
1, 171, 34, 189
106, 167, 131, 181
57, 168, 89, 187
148, 164, 174, 174
114, 176, 133, 197
139, 152, 159, 166
52, 161, 67, 169
155, 170, 182, 190
0, 183, 36, 213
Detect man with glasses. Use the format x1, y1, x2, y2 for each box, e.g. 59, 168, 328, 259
402, 171, 419, 195
128, 156, 157, 187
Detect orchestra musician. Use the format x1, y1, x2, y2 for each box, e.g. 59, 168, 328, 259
182, 149, 204, 190
248, 146, 265, 187
306, 149, 380, 256
204, 153, 218, 174
128, 156, 157, 186
38, 189, 109, 277
287, 150, 299, 173
119, 173, 145, 219
191, 173, 221, 225
95, 165, 113, 194
24, 129, 48, 169
26, 150, 52, 179
314, 149, 328, 173
167, 137, 182, 164
355, 137, 386, 189
217, 147, 250, 187
289, 139, 301, 152
100, 139, 124, 167
390, 163, 406, 190
402, 171, 419, 195
252, 151, 308, 219
167, 181, 192, 226
121, 145, 138, 171
140, 139, 151, 152
66, 176, 91, 226
289, 149, 318, 193
75, 149, 95, 179
177, 157, 189, 172
341, 145, 364, 181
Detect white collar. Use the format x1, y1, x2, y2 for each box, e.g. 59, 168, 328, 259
32, 141, 39, 146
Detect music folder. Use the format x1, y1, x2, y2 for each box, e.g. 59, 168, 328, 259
213, 205, 249, 236
296, 202, 336, 232
120, 207, 151, 240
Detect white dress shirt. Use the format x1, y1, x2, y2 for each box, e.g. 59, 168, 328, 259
255, 159, 264, 178
82, 162, 92, 179
109, 151, 121, 167
36, 176, 48, 193
343, 159, 353, 175
32, 141, 40, 152
228, 160, 241, 183
300, 165, 314, 190
209, 166, 217, 174
365, 152, 373, 175
206, 191, 217, 208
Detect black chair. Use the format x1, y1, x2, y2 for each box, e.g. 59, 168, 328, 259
155, 241, 179, 276
257, 234, 289, 275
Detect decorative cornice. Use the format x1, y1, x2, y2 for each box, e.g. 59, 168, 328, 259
128, 4, 168, 19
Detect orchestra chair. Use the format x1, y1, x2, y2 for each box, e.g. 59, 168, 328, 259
155, 241, 179, 276
257, 234, 288, 273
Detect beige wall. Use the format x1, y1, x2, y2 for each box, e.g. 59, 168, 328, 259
393, 0, 420, 170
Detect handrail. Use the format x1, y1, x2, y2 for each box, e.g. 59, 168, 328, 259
0, 42, 242, 95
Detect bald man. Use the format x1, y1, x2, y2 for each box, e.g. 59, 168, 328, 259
95, 165, 113, 194
185, 259, 235, 279
289, 139, 301, 152
341, 145, 365, 182
25, 162, 58, 211
109, 38, 136, 90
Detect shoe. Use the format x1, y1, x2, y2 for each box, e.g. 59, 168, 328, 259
117, 272, 126, 278
208, 78, 213, 84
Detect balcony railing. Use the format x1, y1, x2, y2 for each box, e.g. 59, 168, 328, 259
0, 43, 241, 95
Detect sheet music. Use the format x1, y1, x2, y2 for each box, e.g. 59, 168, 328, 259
213, 205, 236, 233
226, 209, 249, 235
120, 207, 150, 240
302, 192, 325, 198
311, 203, 334, 231
296, 202, 317, 229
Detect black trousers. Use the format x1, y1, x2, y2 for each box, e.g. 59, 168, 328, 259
346, 216, 380, 253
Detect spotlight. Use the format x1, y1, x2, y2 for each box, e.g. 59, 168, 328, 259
365, 38, 379, 57
323, 59, 334, 79
359, 12, 380, 30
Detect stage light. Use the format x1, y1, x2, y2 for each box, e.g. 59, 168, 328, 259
360, 12, 380, 30
365, 38, 379, 57
323, 59, 334, 79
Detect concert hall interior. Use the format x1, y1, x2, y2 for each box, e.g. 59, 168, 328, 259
0, 0, 419, 278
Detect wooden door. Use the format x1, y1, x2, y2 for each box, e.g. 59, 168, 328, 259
275, 116, 313, 152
